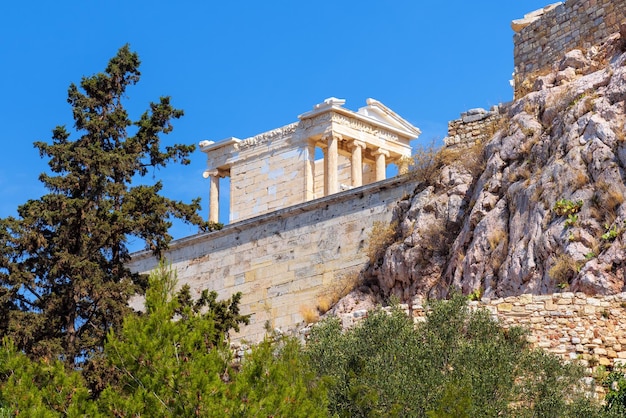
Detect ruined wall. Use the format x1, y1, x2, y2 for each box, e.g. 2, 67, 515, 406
514, 0, 626, 96
128, 175, 416, 343
444, 106, 504, 148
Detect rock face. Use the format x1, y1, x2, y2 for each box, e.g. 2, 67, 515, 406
365, 40, 626, 301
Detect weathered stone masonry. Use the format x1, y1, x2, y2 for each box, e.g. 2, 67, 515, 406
444, 106, 505, 148
513, 0, 626, 97
128, 175, 416, 342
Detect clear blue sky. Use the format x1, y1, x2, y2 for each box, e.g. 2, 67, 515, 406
1, 1, 550, 245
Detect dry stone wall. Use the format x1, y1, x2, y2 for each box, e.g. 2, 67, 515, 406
514, 0, 626, 96
444, 106, 505, 148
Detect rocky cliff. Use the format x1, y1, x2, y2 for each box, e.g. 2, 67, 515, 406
356, 32, 626, 306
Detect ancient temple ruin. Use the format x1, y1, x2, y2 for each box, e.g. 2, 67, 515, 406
199, 98, 421, 223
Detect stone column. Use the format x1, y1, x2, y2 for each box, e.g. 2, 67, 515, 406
322, 147, 329, 196
325, 133, 340, 195
374, 149, 389, 182
203, 169, 224, 223
304, 142, 316, 201
350, 140, 366, 187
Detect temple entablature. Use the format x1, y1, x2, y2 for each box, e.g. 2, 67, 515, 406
200, 97, 420, 223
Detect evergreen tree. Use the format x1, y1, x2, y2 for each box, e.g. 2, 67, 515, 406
97, 263, 326, 417
0, 45, 208, 365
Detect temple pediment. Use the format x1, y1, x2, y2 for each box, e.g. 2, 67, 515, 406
200, 98, 420, 223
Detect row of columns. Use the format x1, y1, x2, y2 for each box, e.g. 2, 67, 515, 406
204, 134, 406, 223
321, 133, 390, 196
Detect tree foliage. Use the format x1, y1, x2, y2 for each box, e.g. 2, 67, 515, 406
0, 338, 97, 417
0, 264, 326, 417
603, 366, 626, 415
306, 295, 605, 417
97, 262, 249, 416
0, 45, 208, 365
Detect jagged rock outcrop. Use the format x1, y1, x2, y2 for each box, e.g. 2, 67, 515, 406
365, 35, 626, 302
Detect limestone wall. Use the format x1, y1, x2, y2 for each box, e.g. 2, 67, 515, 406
444, 106, 504, 147
514, 0, 626, 97
128, 175, 416, 343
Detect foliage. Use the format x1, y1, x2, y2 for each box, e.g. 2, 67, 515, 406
0, 264, 326, 417
0, 338, 98, 417
230, 335, 328, 417
97, 262, 250, 416
98, 263, 325, 416
409, 141, 442, 185
565, 213, 579, 228
549, 253, 581, 287
602, 222, 624, 241
409, 140, 485, 187
553, 198, 583, 217
603, 366, 626, 415
0, 45, 207, 366
467, 288, 482, 301
306, 295, 603, 417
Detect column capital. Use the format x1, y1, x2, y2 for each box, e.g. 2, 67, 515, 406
202, 168, 228, 179
373, 148, 390, 157
321, 131, 343, 142
350, 139, 366, 150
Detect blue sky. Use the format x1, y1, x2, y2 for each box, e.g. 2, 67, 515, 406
1, 1, 550, 245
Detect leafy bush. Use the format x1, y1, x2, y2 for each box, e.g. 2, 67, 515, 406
305, 295, 603, 417
553, 199, 583, 217
603, 366, 626, 415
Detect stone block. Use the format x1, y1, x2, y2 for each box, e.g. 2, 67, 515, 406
595, 348, 608, 356
545, 300, 558, 311
519, 294, 533, 304
498, 303, 514, 312
584, 305, 596, 315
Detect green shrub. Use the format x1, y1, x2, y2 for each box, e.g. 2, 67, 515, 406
305, 295, 602, 417
553, 199, 583, 217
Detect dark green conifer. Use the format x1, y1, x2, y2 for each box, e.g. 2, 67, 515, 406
0, 45, 207, 365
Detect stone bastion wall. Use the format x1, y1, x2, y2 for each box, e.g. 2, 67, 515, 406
514, 0, 626, 97
128, 175, 416, 343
